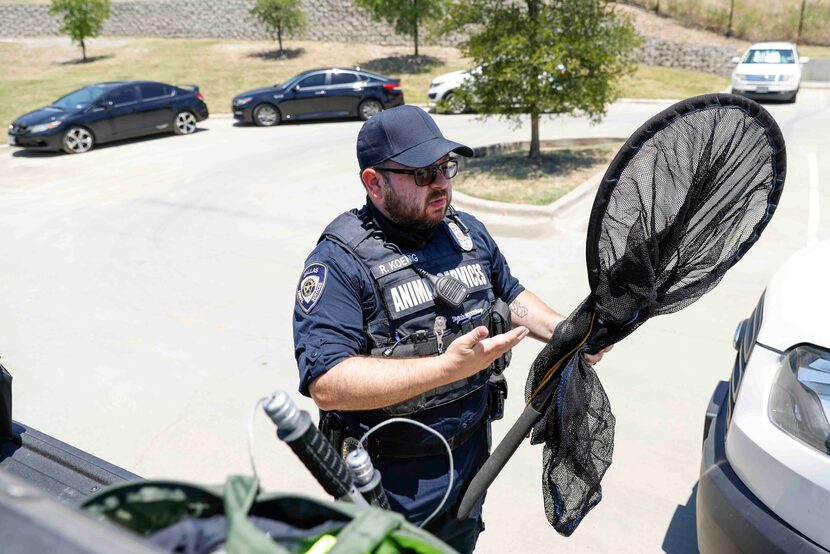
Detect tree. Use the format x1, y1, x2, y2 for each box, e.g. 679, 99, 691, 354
355, 0, 451, 57
448, 0, 640, 164
725, 0, 735, 38
49, 0, 110, 62
797, 0, 808, 42
250, 0, 307, 56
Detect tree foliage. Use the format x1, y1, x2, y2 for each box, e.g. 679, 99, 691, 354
49, 0, 110, 62
355, 0, 451, 57
250, 0, 307, 55
448, 0, 641, 162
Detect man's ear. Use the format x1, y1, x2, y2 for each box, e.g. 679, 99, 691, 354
361, 168, 384, 201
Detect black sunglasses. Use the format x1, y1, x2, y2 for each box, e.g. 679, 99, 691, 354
377, 159, 459, 187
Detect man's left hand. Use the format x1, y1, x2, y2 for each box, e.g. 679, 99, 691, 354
584, 345, 613, 365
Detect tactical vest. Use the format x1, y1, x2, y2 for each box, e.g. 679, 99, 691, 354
320, 208, 506, 418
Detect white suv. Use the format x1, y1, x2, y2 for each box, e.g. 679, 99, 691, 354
697, 241, 830, 553
427, 68, 473, 114
731, 42, 808, 103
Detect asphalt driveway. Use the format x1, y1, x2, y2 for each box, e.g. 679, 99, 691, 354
1, 92, 828, 552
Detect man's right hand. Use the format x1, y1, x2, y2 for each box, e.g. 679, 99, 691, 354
310, 325, 530, 412
444, 325, 529, 379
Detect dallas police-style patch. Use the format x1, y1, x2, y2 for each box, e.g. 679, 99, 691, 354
297, 262, 328, 313
447, 221, 473, 251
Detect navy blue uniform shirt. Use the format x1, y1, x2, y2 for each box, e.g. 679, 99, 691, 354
292, 205, 524, 526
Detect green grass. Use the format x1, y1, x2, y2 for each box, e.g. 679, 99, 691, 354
799, 44, 830, 58
455, 143, 622, 205
0, 37, 469, 141
1, 39, 730, 146
627, 0, 830, 46
618, 65, 730, 99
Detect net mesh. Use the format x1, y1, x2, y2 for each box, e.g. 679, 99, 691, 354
541, 355, 614, 535
593, 105, 778, 329
523, 94, 786, 535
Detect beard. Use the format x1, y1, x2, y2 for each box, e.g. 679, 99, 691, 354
381, 180, 450, 230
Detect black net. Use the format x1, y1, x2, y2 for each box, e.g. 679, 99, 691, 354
588, 95, 785, 340
541, 355, 614, 536
523, 94, 786, 535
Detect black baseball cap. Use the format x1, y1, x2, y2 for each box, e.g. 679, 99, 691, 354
356, 105, 474, 170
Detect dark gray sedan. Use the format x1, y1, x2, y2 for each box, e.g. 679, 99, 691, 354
232, 68, 404, 126
7, 81, 209, 154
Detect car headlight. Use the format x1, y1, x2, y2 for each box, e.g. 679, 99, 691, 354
234, 97, 253, 106
769, 345, 830, 455
29, 121, 62, 133
734, 73, 748, 81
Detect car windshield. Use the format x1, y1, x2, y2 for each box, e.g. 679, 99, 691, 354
743, 49, 796, 64
52, 85, 110, 109
277, 73, 310, 89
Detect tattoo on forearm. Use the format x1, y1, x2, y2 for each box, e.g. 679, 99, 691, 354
509, 300, 528, 318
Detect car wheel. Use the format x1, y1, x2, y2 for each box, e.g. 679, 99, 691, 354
173, 111, 197, 135
443, 92, 467, 115
787, 90, 798, 103
61, 126, 94, 154
358, 99, 383, 121
253, 103, 280, 127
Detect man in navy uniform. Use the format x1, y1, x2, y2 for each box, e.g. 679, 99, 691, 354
293, 106, 608, 552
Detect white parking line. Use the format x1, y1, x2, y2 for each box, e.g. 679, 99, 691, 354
808, 152, 820, 246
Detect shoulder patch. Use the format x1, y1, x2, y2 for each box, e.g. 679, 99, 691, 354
297, 262, 328, 313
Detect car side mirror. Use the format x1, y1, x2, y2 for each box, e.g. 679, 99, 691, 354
103, 101, 113, 110
801, 57, 810, 64
293, 85, 301, 92
730, 56, 741, 64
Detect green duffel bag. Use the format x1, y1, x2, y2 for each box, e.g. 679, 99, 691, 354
80, 474, 459, 554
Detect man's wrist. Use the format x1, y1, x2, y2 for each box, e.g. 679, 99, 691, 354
429, 352, 459, 386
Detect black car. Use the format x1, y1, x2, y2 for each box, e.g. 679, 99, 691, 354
232, 68, 404, 126
7, 81, 209, 154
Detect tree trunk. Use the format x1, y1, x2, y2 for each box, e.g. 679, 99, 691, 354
527, 0, 541, 165
726, 0, 735, 37
278, 26, 283, 55
654, 0, 659, 15
81, 38, 87, 61
797, 0, 807, 42
529, 113, 541, 165
414, 0, 419, 57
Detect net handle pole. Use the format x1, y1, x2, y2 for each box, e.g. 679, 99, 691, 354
456, 404, 544, 520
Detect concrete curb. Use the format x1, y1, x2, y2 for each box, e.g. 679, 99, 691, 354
616, 97, 679, 104
452, 171, 604, 238
451, 137, 626, 238
209, 103, 433, 120
212, 100, 668, 119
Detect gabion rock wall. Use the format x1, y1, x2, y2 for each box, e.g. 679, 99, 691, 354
636, 36, 739, 76
0, 0, 449, 45
0, 0, 740, 75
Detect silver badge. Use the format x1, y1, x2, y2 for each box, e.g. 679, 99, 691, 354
448, 221, 473, 251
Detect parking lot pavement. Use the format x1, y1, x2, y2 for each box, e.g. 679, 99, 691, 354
0, 92, 828, 552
